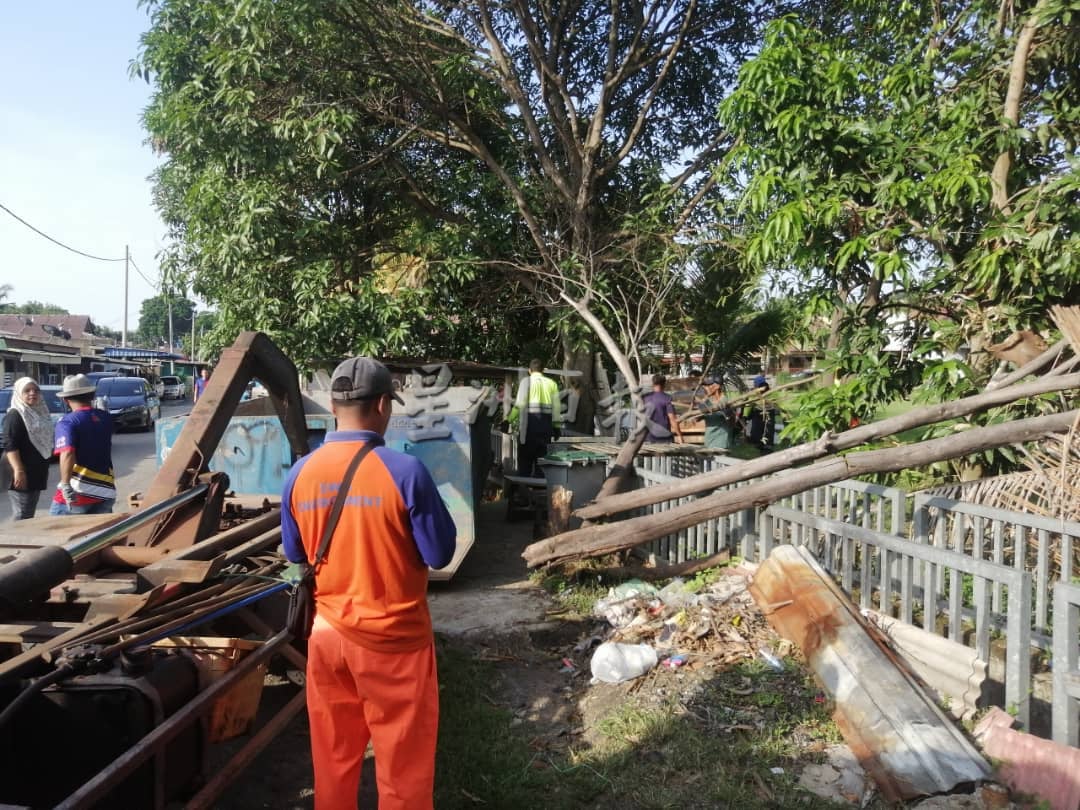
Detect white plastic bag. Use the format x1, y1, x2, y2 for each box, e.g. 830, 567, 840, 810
590, 642, 658, 684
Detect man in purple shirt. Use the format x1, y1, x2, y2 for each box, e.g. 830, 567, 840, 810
641, 374, 684, 444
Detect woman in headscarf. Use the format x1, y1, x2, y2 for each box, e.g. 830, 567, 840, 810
2, 377, 55, 520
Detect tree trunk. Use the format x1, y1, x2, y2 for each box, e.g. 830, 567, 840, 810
523, 409, 1079, 567
561, 339, 596, 434
574, 371, 1080, 521
594, 425, 649, 502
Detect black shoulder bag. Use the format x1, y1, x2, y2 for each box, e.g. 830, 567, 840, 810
286, 442, 375, 640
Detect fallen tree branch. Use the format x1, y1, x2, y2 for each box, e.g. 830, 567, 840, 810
575, 371, 1080, 521
677, 375, 817, 425
523, 409, 1079, 567
592, 425, 650, 503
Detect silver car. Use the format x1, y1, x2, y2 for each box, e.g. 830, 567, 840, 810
159, 375, 186, 400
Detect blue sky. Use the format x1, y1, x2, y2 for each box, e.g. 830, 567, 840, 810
0, 2, 171, 337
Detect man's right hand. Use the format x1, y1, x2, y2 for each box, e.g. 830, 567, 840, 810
60, 483, 77, 506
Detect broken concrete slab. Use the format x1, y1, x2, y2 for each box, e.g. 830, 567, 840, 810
429, 582, 556, 636
797, 744, 870, 805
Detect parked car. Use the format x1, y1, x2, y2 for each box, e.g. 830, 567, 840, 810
93, 377, 161, 432
159, 375, 185, 400
0, 385, 66, 427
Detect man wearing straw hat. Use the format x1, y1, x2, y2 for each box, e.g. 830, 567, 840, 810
50, 374, 116, 515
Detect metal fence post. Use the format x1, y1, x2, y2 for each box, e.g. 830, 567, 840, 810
1052, 583, 1080, 747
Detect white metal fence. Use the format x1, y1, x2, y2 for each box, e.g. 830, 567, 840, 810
627, 457, 1080, 741
1054, 582, 1080, 747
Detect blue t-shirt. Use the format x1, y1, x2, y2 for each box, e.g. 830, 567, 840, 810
53, 407, 115, 503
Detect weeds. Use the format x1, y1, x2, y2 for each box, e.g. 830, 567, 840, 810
435, 633, 863, 809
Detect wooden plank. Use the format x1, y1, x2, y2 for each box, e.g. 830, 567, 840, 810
0, 513, 130, 548
0, 621, 81, 644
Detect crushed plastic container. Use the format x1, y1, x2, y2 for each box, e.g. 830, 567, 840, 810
590, 642, 658, 684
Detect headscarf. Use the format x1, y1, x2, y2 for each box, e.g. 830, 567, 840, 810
11, 377, 55, 461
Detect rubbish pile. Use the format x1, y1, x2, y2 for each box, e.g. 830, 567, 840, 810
581, 570, 785, 684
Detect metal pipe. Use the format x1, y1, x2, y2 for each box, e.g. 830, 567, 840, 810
62, 484, 210, 562
54, 630, 290, 810
132, 581, 288, 649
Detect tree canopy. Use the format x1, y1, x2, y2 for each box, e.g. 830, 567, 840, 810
716, 0, 1080, 442
135, 0, 773, 385
136, 293, 195, 350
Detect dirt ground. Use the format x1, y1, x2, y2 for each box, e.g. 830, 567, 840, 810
211, 502, 1004, 810
215, 502, 558, 809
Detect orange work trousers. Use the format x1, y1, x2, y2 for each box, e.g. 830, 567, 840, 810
306, 615, 439, 810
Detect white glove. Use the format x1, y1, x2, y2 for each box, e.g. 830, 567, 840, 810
60, 483, 77, 506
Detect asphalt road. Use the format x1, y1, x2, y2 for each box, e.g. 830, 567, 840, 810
0, 398, 191, 523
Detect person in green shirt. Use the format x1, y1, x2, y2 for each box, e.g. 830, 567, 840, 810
697, 374, 737, 450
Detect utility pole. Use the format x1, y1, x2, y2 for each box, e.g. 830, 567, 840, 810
191, 311, 197, 364
167, 291, 175, 375
122, 245, 129, 347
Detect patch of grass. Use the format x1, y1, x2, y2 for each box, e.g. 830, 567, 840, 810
683, 564, 727, 593
576, 666, 858, 809
532, 568, 611, 617
435, 640, 608, 808
435, 637, 878, 809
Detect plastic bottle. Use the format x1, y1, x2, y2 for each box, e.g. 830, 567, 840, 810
758, 647, 785, 671
590, 642, 658, 684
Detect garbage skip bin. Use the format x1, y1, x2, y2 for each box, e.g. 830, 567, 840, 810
383, 386, 493, 580
157, 386, 492, 580
538, 449, 608, 531
155, 395, 334, 495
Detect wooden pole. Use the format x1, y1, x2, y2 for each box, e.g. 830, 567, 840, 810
523, 409, 1079, 567
575, 371, 1080, 521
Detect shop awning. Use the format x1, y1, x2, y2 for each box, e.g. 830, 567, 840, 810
18, 351, 81, 365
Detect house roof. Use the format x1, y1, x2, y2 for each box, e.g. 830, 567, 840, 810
0, 314, 99, 342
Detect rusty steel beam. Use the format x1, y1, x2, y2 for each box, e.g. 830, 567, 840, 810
54, 630, 290, 810
130, 332, 309, 548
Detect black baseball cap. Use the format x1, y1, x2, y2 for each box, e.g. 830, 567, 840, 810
330, 357, 404, 404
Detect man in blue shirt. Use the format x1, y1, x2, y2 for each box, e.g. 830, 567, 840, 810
194, 368, 210, 402
50, 374, 115, 515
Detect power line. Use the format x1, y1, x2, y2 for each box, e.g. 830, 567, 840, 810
128, 255, 159, 290
0, 200, 126, 263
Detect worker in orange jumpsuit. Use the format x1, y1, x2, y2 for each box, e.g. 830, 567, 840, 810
282, 357, 457, 809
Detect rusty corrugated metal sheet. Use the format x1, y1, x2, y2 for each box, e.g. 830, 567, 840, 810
749, 545, 990, 802
975, 707, 1080, 810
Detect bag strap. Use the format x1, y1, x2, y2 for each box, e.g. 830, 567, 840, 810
311, 442, 376, 570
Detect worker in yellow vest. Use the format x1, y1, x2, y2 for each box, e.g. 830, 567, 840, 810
507, 359, 562, 476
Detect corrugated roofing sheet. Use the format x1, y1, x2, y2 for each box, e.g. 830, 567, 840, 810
975, 707, 1080, 810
